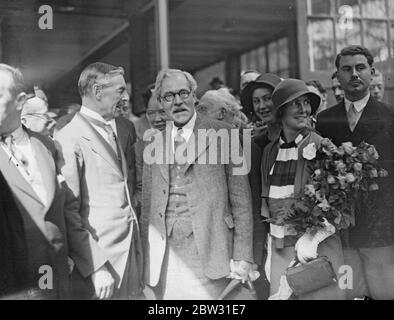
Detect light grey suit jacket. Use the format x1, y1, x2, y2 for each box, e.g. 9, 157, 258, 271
141, 114, 254, 287
54, 113, 141, 291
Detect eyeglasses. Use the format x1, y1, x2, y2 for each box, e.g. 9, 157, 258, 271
23, 113, 52, 122
161, 89, 191, 103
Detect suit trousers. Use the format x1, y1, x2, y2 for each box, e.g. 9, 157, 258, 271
152, 220, 228, 300
344, 246, 394, 300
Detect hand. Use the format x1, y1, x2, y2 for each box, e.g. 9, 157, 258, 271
229, 260, 253, 283
294, 233, 319, 264
91, 264, 115, 300
67, 257, 75, 274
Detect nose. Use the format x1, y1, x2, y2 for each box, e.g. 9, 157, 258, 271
173, 93, 183, 105
122, 91, 130, 101
351, 67, 359, 79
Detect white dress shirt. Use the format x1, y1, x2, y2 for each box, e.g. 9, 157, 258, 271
170, 111, 197, 151
344, 92, 370, 127
0, 125, 48, 206
80, 106, 118, 142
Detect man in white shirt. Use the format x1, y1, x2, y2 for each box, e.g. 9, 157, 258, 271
0, 63, 69, 299
54, 62, 142, 300
141, 69, 254, 299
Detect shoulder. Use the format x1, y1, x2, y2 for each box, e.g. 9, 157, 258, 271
317, 103, 343, 119
27, 129, 56, 157
116, 116, 136, 132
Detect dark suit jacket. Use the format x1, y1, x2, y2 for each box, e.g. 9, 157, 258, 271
141, 114, 254, 286
316, 97, 394, 248
0, 129, 69, 299
115, 116, 139, 212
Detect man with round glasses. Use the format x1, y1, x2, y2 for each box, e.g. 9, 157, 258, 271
141, 69, 254, 299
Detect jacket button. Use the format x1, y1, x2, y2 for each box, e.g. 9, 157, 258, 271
163, 189, 166, 194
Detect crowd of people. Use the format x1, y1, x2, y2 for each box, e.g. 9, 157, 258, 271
0, 44, 394, 300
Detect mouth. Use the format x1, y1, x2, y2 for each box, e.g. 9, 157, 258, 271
349, 81, 363, 86
172, 108, 188, 115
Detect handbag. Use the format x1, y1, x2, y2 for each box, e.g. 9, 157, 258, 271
286, 256, 337, 296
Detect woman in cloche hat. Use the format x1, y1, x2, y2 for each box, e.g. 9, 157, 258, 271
240, 73, 282, 148
260, 79, 345, 300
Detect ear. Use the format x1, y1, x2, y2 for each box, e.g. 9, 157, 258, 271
21, 117, 26, 125
217, 108, 226, 120
93, 84, 102, 100
15, 93, 27, 112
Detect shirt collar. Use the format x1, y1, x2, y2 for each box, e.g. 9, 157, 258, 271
344, 92, 370, 113
171, 110, 197, 143
1, 125, 28, 145
80, 105, 112, 126
279, 129, 307, 147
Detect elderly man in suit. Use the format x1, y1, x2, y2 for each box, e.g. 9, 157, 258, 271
0, 63, 69, 299
55, 62, 142, 300
141, 69, 254, 300
316, 45, 394, 300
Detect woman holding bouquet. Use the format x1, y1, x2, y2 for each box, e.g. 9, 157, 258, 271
261, 79, 346, 300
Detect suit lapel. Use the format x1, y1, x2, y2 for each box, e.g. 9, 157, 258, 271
183, 114, 213, 173
29, 133, 56, 210
158, 129, 170, 183
76, 113, 123, 177
352, 97, 381, 141
0, 147, 44, 208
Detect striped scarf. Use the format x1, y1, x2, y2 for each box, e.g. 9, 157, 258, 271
268, 131, 307, 245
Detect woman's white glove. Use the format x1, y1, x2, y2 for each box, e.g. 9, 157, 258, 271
295, 219, 335, 264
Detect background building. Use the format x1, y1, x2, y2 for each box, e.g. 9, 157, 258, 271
0, 0, 392, 113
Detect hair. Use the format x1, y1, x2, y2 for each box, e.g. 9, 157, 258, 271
199, 89, 240, 114
372, 68, 383, 79
153, 69, 197, 101
335, 45, 374, 69
305, 79, 326, 94
142, 83, 155, 109
78, 62, 124, 98
331, 71, 338, 80
0, 63, 26, 98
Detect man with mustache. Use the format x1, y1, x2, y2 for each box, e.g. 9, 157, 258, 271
140, 69, 254, 299
316, 45, 394, 300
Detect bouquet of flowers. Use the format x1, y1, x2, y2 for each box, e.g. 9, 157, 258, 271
267, 139, 388, 235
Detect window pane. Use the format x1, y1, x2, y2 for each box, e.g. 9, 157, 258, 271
337, 0, 360, 17
390, 0, 394, 18
308, 19, 335, 71
364, 21, 388, 63
257, 46, 266, 72
308, 0, 332, 15
268, 42, 278, 73
278, 38, 289, 70
336, 19, 362, 52
362, 0, 387, 18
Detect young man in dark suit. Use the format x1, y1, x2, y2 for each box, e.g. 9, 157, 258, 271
316, 45, 394, 300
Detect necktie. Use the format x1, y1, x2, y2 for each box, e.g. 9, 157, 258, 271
82, 114, 121, 160
347, 103, 358, 132
1, 135, 30, 174
102, 124, 119, 157
174, 127, 186, 164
